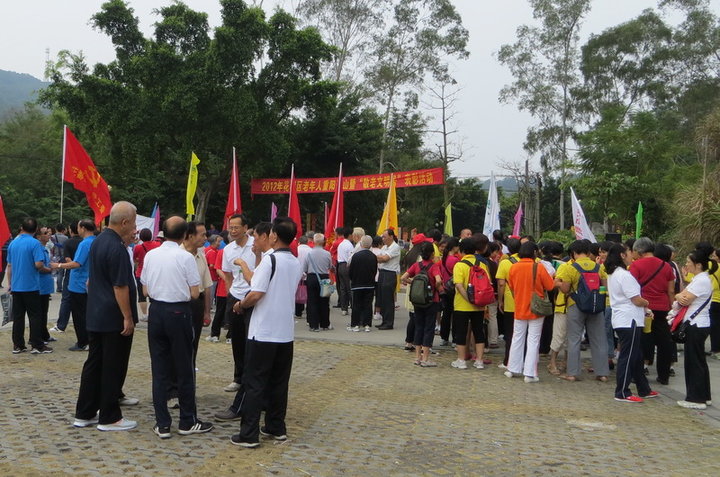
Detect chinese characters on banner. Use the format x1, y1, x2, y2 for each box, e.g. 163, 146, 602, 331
250, 167, 444, 195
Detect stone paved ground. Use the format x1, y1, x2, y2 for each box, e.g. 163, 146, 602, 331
2, 297, 720, 476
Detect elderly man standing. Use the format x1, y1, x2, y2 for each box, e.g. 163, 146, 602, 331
142, 216, 213, 439
348, 235, 377, 332
376, 229, 401, 330
182, 222, 213, 362
72, 202, 139, 431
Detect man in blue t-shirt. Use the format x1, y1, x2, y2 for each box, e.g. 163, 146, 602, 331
52, 219, 95, 351
7, 218, 49, 354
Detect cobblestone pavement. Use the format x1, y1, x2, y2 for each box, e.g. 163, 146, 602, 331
2, 299, 720, 476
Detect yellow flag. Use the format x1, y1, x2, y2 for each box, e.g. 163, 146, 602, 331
186, 152, 200, 219
376, 174, 398, 235
444, 202, 453, 236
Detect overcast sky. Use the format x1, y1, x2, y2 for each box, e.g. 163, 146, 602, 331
1, 0, 714, 179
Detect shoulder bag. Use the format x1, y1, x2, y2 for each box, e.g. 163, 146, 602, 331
307, 252, 336, 298
530, 261, 554, 316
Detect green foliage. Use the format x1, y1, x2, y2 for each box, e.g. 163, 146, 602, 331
538, 229, 575, 248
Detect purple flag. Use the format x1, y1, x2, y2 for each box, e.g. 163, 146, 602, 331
270, 202, 278, 221
512, 203, 523, 237
151, 202, 160, 239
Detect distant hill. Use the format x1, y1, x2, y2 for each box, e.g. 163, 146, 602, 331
0, 70, 49, 119
482, 176, 518, 193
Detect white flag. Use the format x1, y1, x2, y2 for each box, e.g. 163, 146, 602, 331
482, 171, 501, 240
570, 187, 597, 243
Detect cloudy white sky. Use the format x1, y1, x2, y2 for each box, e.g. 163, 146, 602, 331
1, 0, 713, 178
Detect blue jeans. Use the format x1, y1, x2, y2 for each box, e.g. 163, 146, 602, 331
56, 273, 71, 330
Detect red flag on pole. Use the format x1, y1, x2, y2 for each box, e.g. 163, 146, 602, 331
223, 148, 242, 230
63, 126, 112, 225
0, 194, 11, 271
324, 164, 344, 247
288, 165, 303, 239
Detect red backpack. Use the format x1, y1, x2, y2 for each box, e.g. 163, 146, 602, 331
461, 258, 495, 307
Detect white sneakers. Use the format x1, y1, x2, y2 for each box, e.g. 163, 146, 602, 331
451, 359, 467, 369
224, 382, 241, 392
118, 396, 139, 406
205, 336, 219, 343
49, 326, 64, 333
346, 326, 360, 332
524, 376, 540, 383
503, 371, 514, 379
473, 360, 485, 369
677, 400, 707, 410
341, 310, 348, 316
364, 326, 371, 333
73, 414, 99, 428
97, 418, 137, 431
373, 313, 382, 321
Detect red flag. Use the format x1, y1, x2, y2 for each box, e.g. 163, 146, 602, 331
223, 148, 242, 230
324, 164, 344, 248
63, 126, 112, 225
288, 165, 303, 239
0, 194, 11, 271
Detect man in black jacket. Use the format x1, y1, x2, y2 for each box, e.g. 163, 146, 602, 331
348, 235, 377, 333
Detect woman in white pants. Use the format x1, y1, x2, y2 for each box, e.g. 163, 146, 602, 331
504, 242, 554, 383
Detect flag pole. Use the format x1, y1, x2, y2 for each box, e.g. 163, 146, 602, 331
334, 163, 343, 227
60, 125, 67, 223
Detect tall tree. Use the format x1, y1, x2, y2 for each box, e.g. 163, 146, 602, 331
40, 0, 335, 221
366, 0, 468, 173
426, 76, 463, 205
296, 0, 386, 84
497, 0, 591, 230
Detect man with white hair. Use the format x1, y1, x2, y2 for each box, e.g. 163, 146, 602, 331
73, 201, 139, 431
348, 235, 377, 332
336, 227, 354, 316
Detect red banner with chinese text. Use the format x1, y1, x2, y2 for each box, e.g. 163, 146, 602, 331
250, 167, 444, 195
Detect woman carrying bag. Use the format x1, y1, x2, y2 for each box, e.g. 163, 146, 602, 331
674, 249, 716, 410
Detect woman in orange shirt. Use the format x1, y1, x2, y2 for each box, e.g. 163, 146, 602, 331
505, 241, 555, 383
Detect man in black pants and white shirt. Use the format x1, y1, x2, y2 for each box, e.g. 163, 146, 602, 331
221, 214, 258, 393
142, 216, 213, 439
348, 235, 377, 332
231, 217, 302, 448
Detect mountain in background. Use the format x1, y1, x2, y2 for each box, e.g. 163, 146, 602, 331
0, 69, 49, 119
482, 176, 518, 193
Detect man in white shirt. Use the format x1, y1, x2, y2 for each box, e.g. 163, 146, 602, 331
182, 222, 213, 363
336, 227, 354, 316
376, 229, 401, 330
142, 216, 213, 439
220, 214, 258, 392
231, 217, 302, 448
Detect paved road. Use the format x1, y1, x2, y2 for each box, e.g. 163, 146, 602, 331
1, 290, 719, 476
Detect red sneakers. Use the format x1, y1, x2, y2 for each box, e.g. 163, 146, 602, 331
614, 395, 644, 403
641, 391, 660, 399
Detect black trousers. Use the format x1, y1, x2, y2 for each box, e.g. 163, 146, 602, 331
210, 295, 228, 338
710, 302, 720, 353
69, 291, 89, 347
615, 324, 651, 399
405, 312, 415, 344
351, 288, 374, 327
414, 303, 438, 348
40, 294, 50, 342
239, 339, 293, 442
684, 324, 711, 403
641, 310, 672, 382
306, 274, 330, 330
148, 300, 197, 429
227, 294, 251, 384
167, 294, 205, 400
440, 293, 454, 342
75, 331, 133, 424
377, 270, 397, 327
539, 314, 554, 355
336, 262, 351, 311
11, 291, 43, 349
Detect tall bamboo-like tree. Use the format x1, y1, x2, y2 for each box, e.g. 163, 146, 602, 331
497, 0, 590, 230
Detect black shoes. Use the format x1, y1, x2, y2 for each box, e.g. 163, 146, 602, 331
178, 420, 214, 435
153, 425, 172, 439
231, 434, 260, 448
377, 325, 393, 330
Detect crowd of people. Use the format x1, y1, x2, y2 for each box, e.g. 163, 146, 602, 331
3, 207, 719, 445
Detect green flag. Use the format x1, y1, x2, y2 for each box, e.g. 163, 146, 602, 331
635, 201, 643, 239
444, 202, 453, 236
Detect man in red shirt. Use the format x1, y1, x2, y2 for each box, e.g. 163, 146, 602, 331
630, 237, 675, 385
132, 229, 161, 321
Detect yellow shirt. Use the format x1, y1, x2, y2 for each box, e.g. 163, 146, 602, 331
496, 254, 520, 313
555, 256, 607, 308
453, 254, 490, 312
554, 260, 573, 313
